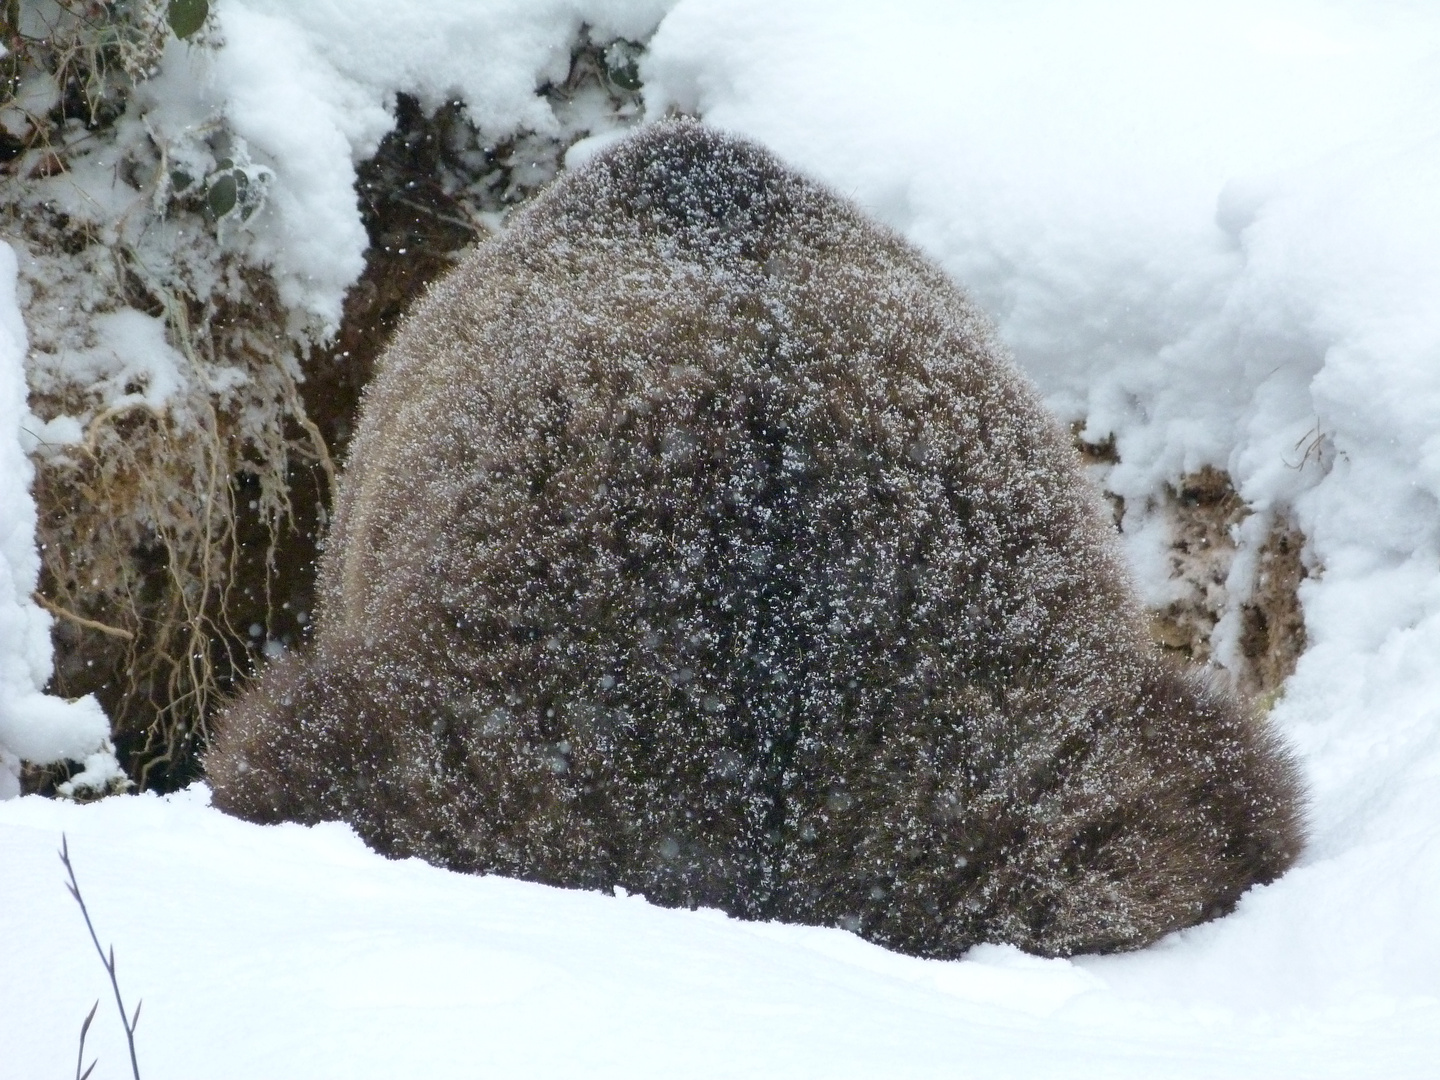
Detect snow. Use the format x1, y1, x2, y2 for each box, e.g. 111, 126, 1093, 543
50, 308, 190, 415
0, 244, 117, 798
3, 0, 1440, 1075
138, 0, 674, 331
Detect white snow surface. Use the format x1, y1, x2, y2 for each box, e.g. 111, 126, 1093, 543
0, 244, 115, 799
2, 789, 1435, 1079
4, 1, 1440, 1075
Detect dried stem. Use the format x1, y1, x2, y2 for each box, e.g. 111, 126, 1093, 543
59, 834, 142, 1080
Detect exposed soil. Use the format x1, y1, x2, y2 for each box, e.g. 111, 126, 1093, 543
1237, 518, 1308, 700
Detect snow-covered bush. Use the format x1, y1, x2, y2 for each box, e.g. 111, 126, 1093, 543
209, 123, 1304, 959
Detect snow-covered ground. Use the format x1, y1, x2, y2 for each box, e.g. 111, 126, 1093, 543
4, 789, 1436, 1079
5, 1, 1440, 1076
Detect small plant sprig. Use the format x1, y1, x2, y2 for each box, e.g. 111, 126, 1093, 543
59, 835, 142, 1080
74, 1000, 98, 1080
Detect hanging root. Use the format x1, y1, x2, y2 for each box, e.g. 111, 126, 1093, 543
32, 268, 331, 790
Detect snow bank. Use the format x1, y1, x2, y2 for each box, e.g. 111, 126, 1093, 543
0, 244, 118, 798
643, 0, 1440, 1018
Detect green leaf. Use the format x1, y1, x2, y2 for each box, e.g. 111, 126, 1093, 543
168, 0, 209, 40
207, 172, 236, 218
605, 42, 643, 92
608, 61, 641, 91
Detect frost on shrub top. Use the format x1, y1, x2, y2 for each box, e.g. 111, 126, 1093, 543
208, 121, 1304, 959
0, 244, 119, 799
